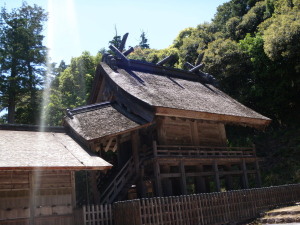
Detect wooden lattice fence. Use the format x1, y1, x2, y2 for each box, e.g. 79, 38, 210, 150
81, 184, 300, 225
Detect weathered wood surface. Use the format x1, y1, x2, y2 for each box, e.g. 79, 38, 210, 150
83, 204, 113, 225
148, 140, 256, 159
100, 157, 135, 204
111, 184, 300, 225
157, 117, 227, 146
0, 170, 75, 225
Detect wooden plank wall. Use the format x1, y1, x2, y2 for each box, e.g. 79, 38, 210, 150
157, 117, 226, 146
0, 170, 75, 225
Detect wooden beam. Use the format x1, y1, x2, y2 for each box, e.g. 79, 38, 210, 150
156, 55, 174, 66
255, 159, 262, 188
191, 120, 200, 145
119, 33, 129, 52
224, 165, 233, 191
153, 160, 162, 196
213, 161, 221, 192
180, 161, 187, 195
241, 159, 249, 189
104, 137, 114, 152
189, 63, 204, 72
71, 171, 76, 208
123, 47, 134, 56
109, 45, 129, 63
155, 106, 271, 128
131, 131, 140, 174
195, 165, 206, 193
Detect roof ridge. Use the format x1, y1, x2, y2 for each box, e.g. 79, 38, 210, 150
66, 101, 112, 118
0, 124, 65, 132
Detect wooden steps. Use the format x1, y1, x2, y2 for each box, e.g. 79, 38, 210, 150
258, 204, 300, 224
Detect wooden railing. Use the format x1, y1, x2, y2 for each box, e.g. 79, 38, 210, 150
114, 184, 300, 225
83, 204, 113, 225
152, 141, 256, 158
100, 157, 135, 204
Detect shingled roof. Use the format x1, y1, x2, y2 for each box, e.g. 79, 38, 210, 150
0, 127, 112, 170
64, 102, 149, 142
94, 60, 271, 127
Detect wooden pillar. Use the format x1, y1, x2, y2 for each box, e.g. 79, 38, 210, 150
131, 131, 140, 174
71, 171, 76, 207
137, 165, 147, 198
89, 171, 100, 204
180, 161, 187, 195
213, 161, 221, 192
241, 159, 249, 189
29, 171, 35, 225
161, 165, 173, 196
195, 165, 206, 193
153, 160, 163, 196
225, 165, 233, 191
255, 160, 262, 188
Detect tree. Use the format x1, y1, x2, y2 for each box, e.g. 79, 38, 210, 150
0, 2, 47, 124
45, 51, 101, 126
108, 26, 121, 49
139, 31, 150, 49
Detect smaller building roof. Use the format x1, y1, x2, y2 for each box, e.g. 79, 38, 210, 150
64, 102, 148, 142
0, 128, 112, 171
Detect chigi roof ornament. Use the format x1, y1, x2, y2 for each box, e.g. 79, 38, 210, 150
103, 32, 218, 86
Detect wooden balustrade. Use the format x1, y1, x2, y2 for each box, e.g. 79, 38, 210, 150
100, 157, 135, 204
81, 184, 300, 225
150, 141, 256, 158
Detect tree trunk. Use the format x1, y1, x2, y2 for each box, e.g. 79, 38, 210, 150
7, 59, 17, 124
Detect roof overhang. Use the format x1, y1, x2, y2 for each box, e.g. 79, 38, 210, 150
0, 129, 112, 171
155, 106, 271, 128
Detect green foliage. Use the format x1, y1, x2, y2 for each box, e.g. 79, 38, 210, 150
235, 1, 267, 39
0, 2, 47, 124
45, 51, 101, 126
262, 13, 300, 63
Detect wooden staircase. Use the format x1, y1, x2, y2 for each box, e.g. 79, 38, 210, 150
99, 156, 136, 204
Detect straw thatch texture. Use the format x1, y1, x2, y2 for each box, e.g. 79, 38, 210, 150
0, 130, 111, 170
64, 103, 142, 141
101, 63, 270, 122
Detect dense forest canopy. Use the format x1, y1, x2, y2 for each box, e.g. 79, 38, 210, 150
0, 0, 299, 185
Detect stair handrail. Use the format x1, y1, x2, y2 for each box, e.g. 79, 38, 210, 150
100, 156, 135, 204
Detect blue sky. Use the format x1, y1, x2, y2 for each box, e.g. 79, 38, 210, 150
1, 0, 228, 64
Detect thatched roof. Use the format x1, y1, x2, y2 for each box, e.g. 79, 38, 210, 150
64, 102, 148, 142
99, 62, 270, 126
0, 128, 112, 170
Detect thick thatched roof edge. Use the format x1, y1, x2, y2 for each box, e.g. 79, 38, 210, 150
0, 165, 112, 171
0, 124, 65, 133
155, 106, 271, 129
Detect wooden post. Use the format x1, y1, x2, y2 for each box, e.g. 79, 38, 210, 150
213, 161, 221, 192
89, 171, 100, 203
131, 131, 140, 174
180, 161, 188, 195
137, 165, 147, 198
225, 165, 233, 191
255, 160, 262, 188
153, 140, 158, 157
195, 165, 206, 193
241, 159, 249, 189
71, 171, 76, 207
29, 171, 35, 225
161, 165, 173, 196
154, 160, 163, 196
